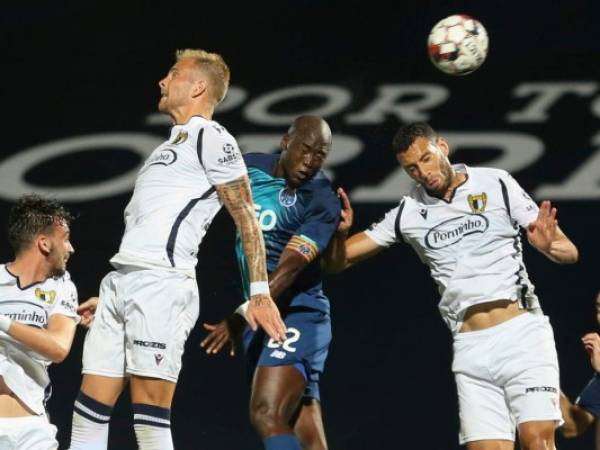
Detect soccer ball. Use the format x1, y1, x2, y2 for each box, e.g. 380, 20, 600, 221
427, 14, 489, 76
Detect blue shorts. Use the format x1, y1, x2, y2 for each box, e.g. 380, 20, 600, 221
243, 307, 331, 401
576, 374, 600, 417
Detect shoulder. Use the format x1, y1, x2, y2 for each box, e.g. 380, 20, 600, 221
52, 271, 77, 294
199, 119, 238, 147
304, 172, 340, 214
469, 166, 509, 180
243, 152, 279, 172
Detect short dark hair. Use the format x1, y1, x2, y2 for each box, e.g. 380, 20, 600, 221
8, 194, 74, 254
392, 122, 437, 154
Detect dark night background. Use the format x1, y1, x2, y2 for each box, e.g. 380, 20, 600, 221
1, 1, 599, 448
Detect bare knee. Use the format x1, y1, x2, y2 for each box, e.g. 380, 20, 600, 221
519, 424, 555, 450
130, 376, 175, 408
250, 398, 291, 438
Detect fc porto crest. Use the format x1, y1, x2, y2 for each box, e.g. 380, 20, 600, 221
35, 288, 57, 304
279, 188, 297, 207
170, 131, 189, 145
467, 193, 487, 214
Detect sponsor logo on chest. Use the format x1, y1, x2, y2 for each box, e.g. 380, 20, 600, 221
424, 214, 489, 249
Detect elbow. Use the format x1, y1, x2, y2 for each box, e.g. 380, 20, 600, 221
559, 425, 581, 439
50, 346, 70, 364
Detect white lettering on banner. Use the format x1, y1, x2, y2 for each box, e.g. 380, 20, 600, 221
345, 84, 449, 123
352, 132, 545, 202
244, 85, 351, 125
535, 132, 600, 200
507, 82, 597, 123
0, 81, 598, 202
0, 134, 161, 202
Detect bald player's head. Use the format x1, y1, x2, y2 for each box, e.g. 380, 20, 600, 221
278, 116, 333, 188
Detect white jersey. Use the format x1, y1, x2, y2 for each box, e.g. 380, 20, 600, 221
111, 116, 246, 275
0, 265, 78, 414
365, 165, 540, 334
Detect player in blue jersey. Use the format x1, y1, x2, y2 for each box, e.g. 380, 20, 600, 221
201, 115, 340, 450
560, 291, 600, 448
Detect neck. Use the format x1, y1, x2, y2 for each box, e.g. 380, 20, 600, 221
441, 169, 465, 202
170, 103, 214, 125
8, 252, 51, 286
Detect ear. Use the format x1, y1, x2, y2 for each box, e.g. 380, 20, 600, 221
191, 79, 207, 99
436, 137, 450, 157
37, 235, 51, 256
280, 134, 290, 151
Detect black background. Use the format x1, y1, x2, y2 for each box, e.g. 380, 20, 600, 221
1, 1, 600, 449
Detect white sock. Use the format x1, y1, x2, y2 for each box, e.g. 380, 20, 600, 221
133, 403, 173, 450
68, 391, 112, 450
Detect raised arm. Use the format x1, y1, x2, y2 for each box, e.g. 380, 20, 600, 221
216, 175, 286, 341
527, 200, 578, 264
322, 188, 385, 273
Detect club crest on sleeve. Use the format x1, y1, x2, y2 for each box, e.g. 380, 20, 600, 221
467, 193, 487, 214
170, 131, 188, 145
278, 189, 297, 207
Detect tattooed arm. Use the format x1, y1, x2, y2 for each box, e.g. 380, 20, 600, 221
215, 175, 286, 341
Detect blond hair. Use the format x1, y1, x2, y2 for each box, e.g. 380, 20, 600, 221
175, 48, 230, 105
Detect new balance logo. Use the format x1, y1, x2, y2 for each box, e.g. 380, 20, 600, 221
269, 350, 286, 360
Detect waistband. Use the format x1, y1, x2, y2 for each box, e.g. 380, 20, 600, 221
453, 310, 545, 342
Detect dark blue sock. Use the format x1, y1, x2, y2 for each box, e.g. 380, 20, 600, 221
263, 434, 302, 450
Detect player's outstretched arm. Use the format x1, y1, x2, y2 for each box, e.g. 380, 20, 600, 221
559, 390, 595, 438
216, 175, 286, 342
0, 314, 77, 363
322, 188, 385, 273
527, 200, 578, 264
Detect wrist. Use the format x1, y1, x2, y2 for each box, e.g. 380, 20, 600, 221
0, 315, 12, 333
234, 301, 250, 321
250, 281, 270, 296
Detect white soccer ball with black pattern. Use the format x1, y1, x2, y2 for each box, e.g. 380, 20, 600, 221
427, 14, 489, 76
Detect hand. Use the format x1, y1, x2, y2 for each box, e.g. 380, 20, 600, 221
527, 200, 558, 252
247, 293, 286, 343
582, 332, 600, 373
336, 187, 354, 235
77, 296, 98, 328
200, 314, 246, 356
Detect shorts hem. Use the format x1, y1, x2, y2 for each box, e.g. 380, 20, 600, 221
126, 368, 178, 383
82, 369, 126, 378
517, 415, 563, 426
459, 433, 515, 445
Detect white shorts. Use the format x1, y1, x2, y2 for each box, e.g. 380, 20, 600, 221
452, 312, 561, 445
82, 268, 199, 382
0, 415, 57, 450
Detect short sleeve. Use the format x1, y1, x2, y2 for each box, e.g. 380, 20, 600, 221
499, 171, 539, 229
49, 276, 79, 321
364, 202, 403, 248
576, 375, 600, 417
296, 191, 341, 253
199, 126, 247, 186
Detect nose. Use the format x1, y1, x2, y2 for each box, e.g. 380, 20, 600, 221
159, 77, 166, 89
68, 243, 75, 255
304, 154, 316, 170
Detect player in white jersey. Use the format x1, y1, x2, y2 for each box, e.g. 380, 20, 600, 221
0, 194, 79, 449
68, 49, 286, 450
324, 123, 579, 450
